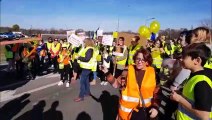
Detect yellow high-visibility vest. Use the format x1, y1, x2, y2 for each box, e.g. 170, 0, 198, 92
79, 47, 94, 69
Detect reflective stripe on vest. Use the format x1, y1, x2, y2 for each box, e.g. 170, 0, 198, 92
79, 47, 94, 69
177, 75, 212, 120
122, 95, 152, 104
120, 105, 132, 113
116, 46, 127, 65
119, 65, 156, 120
128, 44, 141, 65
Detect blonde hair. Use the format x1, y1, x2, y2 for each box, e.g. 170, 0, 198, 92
84, 38, 94, 47
191, 27, 210, 44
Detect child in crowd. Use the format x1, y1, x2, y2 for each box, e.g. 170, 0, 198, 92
170, 43, 212, 120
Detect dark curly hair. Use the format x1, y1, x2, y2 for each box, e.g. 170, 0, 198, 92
182, 42, 211, 66
133, 48, 153, 66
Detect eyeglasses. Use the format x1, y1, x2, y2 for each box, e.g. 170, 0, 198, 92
135, 58, 145, 62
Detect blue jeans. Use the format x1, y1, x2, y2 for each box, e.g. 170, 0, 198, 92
93, 71, 97, 80
79, 69, 92, 98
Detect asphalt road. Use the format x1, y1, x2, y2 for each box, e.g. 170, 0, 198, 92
0, 73, 120, 120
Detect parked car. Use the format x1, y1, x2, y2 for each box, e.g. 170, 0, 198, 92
1, 32, 15, 40
0, 33, 8, 39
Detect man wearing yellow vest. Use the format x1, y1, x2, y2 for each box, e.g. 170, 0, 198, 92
164, 40, 175, 58
46, 37, 53, 65
57, 46, 71, 87
61, 38, 71, 49
74, 38, 94, 102
128, 36, 141, 65
170, 43, 212, 120
50, 38, 61, 73
114, 37, 128, 78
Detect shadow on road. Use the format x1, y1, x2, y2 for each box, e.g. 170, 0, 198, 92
14, 100, 63, 120
76, 111, 91, 120
43, 101, 63, 120
0, 94, 31, 120
0, 66, 53, 92
14, 100, 46, 120
91, 90, 119, 120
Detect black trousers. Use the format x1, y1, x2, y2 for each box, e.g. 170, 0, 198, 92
60, 64, 72, 83
52, 56, 58, 72
16, 59, 24, 78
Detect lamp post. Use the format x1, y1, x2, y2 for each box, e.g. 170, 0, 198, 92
145, 17, 155, 26
0, 0, 2, 33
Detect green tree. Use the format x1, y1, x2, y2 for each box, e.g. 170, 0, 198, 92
12, 24, 20, 31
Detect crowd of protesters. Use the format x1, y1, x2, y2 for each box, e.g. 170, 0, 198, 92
3, 27, 212, 120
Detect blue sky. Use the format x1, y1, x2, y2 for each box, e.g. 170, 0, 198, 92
1, 0, 211, 32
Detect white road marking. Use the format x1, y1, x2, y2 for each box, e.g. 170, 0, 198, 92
0, 82, 58, 102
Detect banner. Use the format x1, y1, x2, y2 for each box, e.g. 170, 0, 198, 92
68, 34, 83, 47
102, 35, 113, 46
67, 30, 75, 39
97, 29, 103, 37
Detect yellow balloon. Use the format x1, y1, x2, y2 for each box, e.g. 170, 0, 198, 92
150, 21, 160, 33
113, 31, 118, 39
138, 26, 151, 39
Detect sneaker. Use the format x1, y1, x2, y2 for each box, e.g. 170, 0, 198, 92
90, 80, 96, 85
58, 81, 63, 86
100, 81, 105, 85
74, 97, 84, 102
66, 82, 70, 87
103, 82, 108, 85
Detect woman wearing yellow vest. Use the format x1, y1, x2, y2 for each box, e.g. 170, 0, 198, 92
101, 48, 159, 120
151, 40, 165, 67
128, 36, 141, 65
74, 38, 94, 102
57, 47, 72, 87
170, 43, 212, 120
114, 37, 128, 79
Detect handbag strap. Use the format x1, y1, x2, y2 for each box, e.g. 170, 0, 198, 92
135, 70, 146, 108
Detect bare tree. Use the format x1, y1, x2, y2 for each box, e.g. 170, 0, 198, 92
200, 19, 211, 29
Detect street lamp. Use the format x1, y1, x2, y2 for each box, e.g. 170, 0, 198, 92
145, 17, 155, 26
0, 0, 2, 33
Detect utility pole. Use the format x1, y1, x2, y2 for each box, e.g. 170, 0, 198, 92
117, 17, 119, 32
0, 0, 2, 33
0, 0, 2, 64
